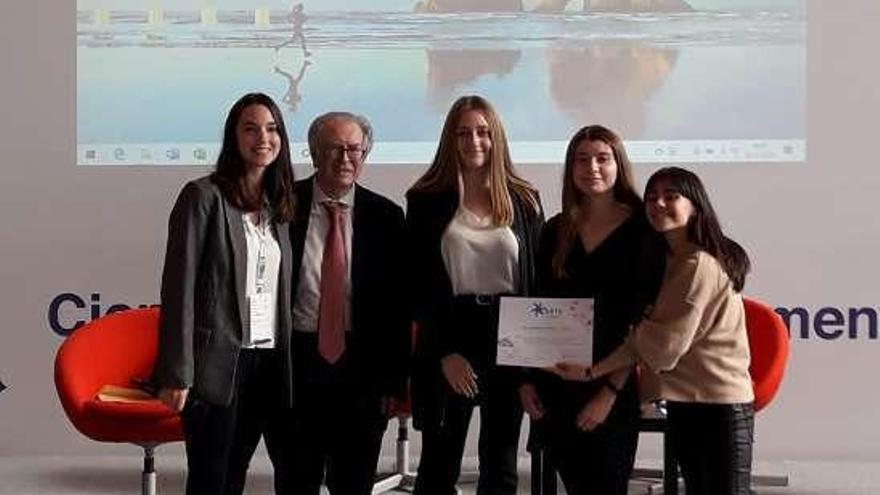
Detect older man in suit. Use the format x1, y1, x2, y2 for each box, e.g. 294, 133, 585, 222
288, 111, 410, 495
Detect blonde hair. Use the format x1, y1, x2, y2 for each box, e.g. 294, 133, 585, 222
409, 95, 538, 225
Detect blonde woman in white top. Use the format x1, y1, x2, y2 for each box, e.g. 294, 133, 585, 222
407, 95, 543, 495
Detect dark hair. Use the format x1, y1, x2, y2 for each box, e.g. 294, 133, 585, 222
212, 92, 295, 223
645, 167, 750, 291
408, 95, 538, 226
553, 125, 642, 278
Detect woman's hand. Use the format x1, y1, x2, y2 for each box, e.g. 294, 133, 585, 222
441, 353, 478, 398
518, 383, 545, 420
158, 387, 189, 413
548, 361, 593, 382
576, 388, 616, 431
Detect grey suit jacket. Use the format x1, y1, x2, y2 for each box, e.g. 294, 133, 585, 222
154, 175, 294, 407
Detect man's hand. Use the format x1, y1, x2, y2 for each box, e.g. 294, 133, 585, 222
158, 387, 189, 413
441, 353, 478, 398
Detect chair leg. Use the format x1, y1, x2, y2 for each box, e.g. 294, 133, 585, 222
527, 444, 558, 495
662, 428, 679, 495
142, 445, 157, 495
530, 448, 543, 495
752, 473, 790, 487
395, 417, 411, 476
542, 451, 557, 495
373, 416, 418, 494
632, 413, 682, 495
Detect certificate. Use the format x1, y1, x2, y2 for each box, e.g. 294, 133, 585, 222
496, 297, 593, 368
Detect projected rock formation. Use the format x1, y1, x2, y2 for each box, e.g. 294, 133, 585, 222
415, 0, 524, 12
425, 49, 522, 108
546, 41, 679, 137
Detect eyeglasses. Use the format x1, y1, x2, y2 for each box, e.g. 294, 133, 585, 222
326, 144, 365, 161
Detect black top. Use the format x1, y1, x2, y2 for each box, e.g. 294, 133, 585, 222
532, 211, 664, 423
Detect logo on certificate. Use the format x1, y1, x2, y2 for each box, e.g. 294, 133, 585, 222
528, 302, 561, 317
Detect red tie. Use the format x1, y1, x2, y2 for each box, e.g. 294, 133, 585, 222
318, 201, 347, 364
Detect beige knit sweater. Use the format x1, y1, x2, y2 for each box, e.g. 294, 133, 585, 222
605, 244, 754, 404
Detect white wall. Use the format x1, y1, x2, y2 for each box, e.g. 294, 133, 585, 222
1, 0, 879, 462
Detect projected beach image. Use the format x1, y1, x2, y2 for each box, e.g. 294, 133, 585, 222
76, 0, 806, 165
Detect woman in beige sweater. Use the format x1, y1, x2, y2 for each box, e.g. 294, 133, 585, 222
551, 166, 754, 495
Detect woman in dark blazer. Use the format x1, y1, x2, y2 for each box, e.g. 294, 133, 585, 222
520, 125, 663, 495
407, 95, 543, 495
154, 93, 296, 495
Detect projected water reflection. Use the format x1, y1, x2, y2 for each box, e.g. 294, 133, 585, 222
76, 2, 805, 165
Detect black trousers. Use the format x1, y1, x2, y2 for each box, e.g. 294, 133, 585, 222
537, 393, 639, 495
289, 333, 389, 495
414, 296, 524, 495
666, 401, 754, 495
414, 369, 523, 495
542, 417, 638, 495
181, 348, 291, 495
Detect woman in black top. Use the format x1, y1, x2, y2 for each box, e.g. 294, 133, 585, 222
520, 125, 662, 495
407, 95, 543, 495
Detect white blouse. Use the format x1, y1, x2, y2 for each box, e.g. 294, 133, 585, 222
441, 206, 519, 295
241, 210, 281, 349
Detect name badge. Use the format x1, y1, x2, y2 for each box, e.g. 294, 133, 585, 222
248, 292, 274, 346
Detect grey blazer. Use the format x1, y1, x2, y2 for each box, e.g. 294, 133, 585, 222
154, 175, 294, 407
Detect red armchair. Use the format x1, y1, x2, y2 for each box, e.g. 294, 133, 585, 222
54, 307, 183, 495
743, 297, 790, 412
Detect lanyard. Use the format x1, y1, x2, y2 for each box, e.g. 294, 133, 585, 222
255, 237, 268, 294
248, 210, 271, 294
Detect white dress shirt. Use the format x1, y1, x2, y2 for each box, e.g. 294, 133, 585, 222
292, 181, 354, 333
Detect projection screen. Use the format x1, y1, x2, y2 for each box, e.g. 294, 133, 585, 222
76, 0, 806, 165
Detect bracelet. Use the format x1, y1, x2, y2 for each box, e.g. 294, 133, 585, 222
583, 366, 594, 381
601, 379, 621, 396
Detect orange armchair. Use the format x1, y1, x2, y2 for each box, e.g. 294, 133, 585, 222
54, 307, 183, 495
743, 297, 790, 412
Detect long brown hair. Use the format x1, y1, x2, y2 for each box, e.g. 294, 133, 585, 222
409, 95, 538, 225
552, 125, 642, 278
213, 93, 296, 223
